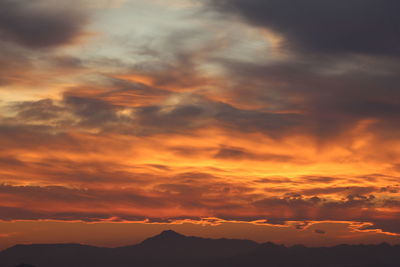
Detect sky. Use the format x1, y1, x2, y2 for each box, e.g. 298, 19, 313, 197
0, 0, 399, 250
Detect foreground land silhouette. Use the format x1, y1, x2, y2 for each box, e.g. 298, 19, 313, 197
2, 230, 399, 267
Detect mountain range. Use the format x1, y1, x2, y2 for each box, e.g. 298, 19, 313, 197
1, 230, 399, 267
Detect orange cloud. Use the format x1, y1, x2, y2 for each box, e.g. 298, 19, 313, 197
0, 0, 399, 248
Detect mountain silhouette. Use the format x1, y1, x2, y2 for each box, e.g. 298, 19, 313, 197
1, 230, 399, 267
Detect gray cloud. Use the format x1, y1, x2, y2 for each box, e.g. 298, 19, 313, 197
212, 0, 400, 56
215, 56, 400, 141
0, 0, 88, 49
314, 229, 326, 234
214, 146, 292, 162
205, 0, 400, 143
0, 183, 399, 234
10, 92, 300, 136
13, 99, 67, 121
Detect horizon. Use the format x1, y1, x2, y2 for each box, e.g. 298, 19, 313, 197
2, 229, 399, 251
0, 0, 399, 254
3, 229, 400, 267
1, 220, 399, 251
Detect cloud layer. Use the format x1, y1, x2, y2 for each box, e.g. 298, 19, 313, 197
0, 0, 88, 48
212, 0, 400, 56
0, 0, 398, 245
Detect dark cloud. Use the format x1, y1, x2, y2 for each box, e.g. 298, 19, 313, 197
212, 0, 400, 56
173, 172, 218, 181
12, 99, 67, 121
0, 184, 173, 213
303, 176, 339, 183
255, 177, 293, 184
214, 146, 292, 162
49, 55, 85, 69
314, 229, 326, 234
0, 205, 147, 222
0, 0, 88, 49
0, 206, 44, 221
214, 146, 260, 159
252, 194, 379, 221
216, 57, 400, 141
64, 95, 122, 127
45, 91, 301, 136
0, 156, 25, 168
134, 103, 206, 135
169, 146, 214, 158
300, 186, 377, 196
0, 42, 33, 86
359, 219, 400, 235
0, 183, 398, 234
132, 94, 302, 136
381, 186, 400, 194
0, 183, 252, 221
213, 101, 302, 136
206, 0, 400, 143
0, 44, 88, 88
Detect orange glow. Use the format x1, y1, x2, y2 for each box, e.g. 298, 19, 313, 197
0, 0, 399, 250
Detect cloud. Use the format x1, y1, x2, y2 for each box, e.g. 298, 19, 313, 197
299, 186, 378, 196
314, 229, 326, 234
0, 181, 399, 235
0, 0, 398, 244
0, 0, 89, 49
12, 99, 67, 122
212, 0, 400, 56
213, 55, 400, 144
363, 219, 400, 235
204, 0, 400, 145
6, 91, 301, 136
214, 146, 292, 162
83, 0, 128, 8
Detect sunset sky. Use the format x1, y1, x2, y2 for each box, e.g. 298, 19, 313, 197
0, 0, 399, 250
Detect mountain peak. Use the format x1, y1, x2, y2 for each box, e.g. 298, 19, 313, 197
159, 230, 185, 238
139, 230, 186, 245
137, 230, 187, 247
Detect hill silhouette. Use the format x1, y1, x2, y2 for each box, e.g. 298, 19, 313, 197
1, 230, 399, 267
